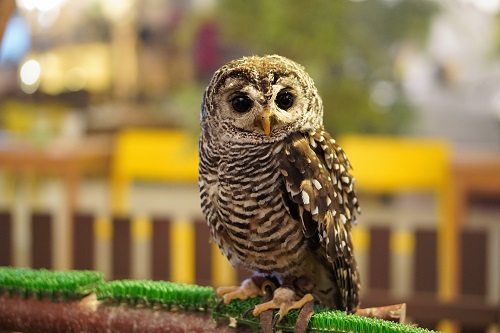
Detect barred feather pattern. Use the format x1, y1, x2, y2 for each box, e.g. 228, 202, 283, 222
199, 136, 309, 275
198, 55, 361, 313
199, 127, 361, 311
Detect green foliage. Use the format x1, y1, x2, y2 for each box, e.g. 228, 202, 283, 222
214, 0, 439, 135
215, 1, 349, 63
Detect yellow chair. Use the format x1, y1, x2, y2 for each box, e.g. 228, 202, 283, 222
109, 129, 199, 282
338, 135, 456, 332
338, 135, 450, 193
110, 128, 199, 214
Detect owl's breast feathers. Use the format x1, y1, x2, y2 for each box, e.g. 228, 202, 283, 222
199, 134, 306, 273
199, 128, 360, 311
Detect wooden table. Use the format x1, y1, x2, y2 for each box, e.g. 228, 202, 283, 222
0, 136, 112, 270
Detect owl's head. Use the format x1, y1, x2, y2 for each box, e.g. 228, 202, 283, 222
201, 55, 323, 143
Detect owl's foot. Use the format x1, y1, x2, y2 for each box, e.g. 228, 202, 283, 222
216, 278, 263, 305
216, 278, 315, 332
252, 287, 315, 327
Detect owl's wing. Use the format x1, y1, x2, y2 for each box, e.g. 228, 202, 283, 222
279, 129, 360, 311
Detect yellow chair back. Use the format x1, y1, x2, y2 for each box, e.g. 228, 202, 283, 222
110, 129, 199, 213
338, 135, 450, 193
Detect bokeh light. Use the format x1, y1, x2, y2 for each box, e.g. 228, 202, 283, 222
16, 0, 66, 12
64, 67, 87, 92
19, 58, 41, 93
468, 0, 500, 13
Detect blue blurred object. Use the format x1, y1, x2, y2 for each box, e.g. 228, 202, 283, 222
0, 14, 31, 65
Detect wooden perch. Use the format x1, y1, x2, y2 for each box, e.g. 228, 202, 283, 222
356, 303, 406, 323
0, 294, 251, 333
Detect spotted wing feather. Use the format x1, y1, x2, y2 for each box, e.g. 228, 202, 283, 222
280, 129, 360, 311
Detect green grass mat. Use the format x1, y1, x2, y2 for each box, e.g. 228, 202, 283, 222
0, 267, 103, 300
96, 279, 214, 310
0, 266, 440, 333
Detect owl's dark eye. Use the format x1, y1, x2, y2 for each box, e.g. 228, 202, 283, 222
275, 91, 294, 110
231, 95, 253, 113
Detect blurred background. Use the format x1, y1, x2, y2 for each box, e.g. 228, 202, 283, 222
0, 0, 499, 332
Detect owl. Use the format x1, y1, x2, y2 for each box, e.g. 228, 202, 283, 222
198, 55, 360, 328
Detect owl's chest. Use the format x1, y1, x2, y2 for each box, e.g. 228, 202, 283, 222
201, 139, 310, 271
214, 142, 285, 221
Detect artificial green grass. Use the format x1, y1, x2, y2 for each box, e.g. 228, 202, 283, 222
0, 267, 103, 300
0, 266, 440, 333
96, 279, 214, 310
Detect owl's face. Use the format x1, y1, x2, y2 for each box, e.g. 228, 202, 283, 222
201, 55, 323, 143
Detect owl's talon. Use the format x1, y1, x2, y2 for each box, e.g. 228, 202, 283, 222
272, 313, 281, 328
242, 305, 256, 319
215, 297, 225, 311
263, 283, 274, 295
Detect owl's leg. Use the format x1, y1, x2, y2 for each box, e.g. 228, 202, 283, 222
216, 278, 264, 304
252, 287, 315, 326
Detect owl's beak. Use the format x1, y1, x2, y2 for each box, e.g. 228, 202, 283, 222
260, 109, 271, 135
